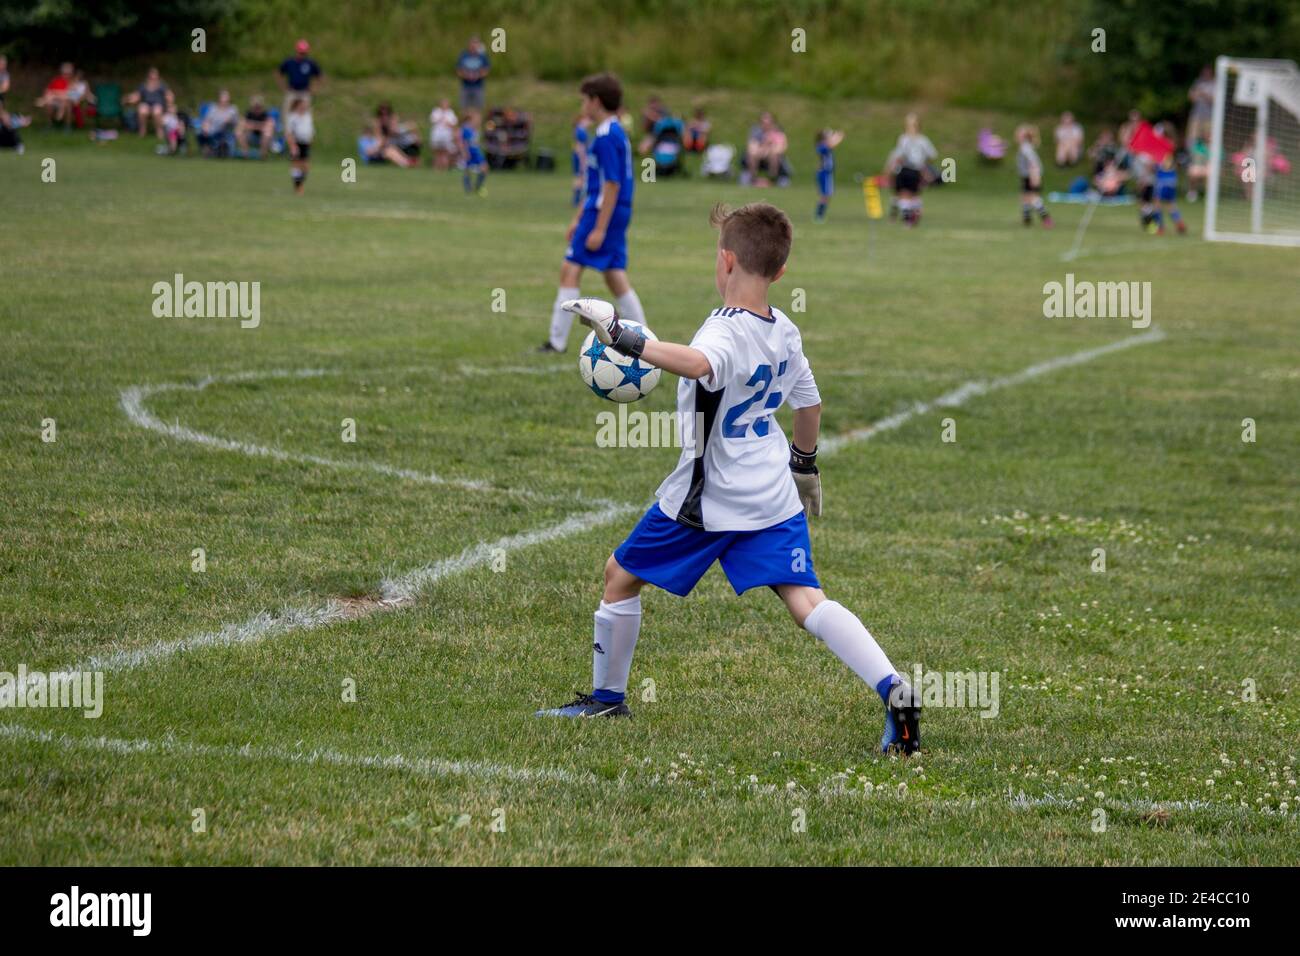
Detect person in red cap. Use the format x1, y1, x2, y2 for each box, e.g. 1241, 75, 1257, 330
278, 39, 321, 117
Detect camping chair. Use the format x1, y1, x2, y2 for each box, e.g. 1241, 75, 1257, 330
701, 143, 736, 179
93, 83, 122, 129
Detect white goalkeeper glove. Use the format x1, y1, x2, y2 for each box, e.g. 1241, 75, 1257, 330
561, 298, 647, 358
790, 443, 822, 518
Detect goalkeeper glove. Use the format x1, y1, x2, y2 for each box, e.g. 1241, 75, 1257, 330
790, 442, 822, 518
561, 298, 647, 359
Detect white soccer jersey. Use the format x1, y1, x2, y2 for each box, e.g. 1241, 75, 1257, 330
656, 305, 821, 531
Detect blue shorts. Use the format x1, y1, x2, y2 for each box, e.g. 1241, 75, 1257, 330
1156, 186, 1177, 203
566, 206, 631, 272
466, 148, 486, 169
614, 503, 820, 597
817, 170, 834, 197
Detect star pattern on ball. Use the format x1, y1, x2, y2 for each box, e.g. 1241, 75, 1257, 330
583, 339, 609, 364
617, 360, 654, 389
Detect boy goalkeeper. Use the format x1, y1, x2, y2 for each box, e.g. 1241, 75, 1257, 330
536, 202, 921, 755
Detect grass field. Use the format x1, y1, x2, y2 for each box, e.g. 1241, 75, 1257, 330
1, 103, 1298, 865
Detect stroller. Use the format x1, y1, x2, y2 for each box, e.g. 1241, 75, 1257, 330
701, 143, 736, 179
650, 115, 686, 177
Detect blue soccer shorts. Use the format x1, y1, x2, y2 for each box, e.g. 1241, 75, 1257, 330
566, 206, 632, 272
613, 503, 820, 597
817, 170, 834, 197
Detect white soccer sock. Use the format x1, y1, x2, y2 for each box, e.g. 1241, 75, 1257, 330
548, 285, 581, 350
803, 600, 897, 699
614, 289, 646, 327
592, 595, 641, 700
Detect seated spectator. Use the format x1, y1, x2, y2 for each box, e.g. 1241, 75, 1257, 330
236, 94, 276, 158
1089, 129, 1121, 172
429, 97, 458, 170
743, 112, 788, 186
638, 95, 665, 155
1054, 111, 1083, 166
198, 90, 239, 156
124, 68, 172, 139
373, 102, 420, 165
36, 62, 74, 126
68, 70, 96, 128
684, 107, 711, 153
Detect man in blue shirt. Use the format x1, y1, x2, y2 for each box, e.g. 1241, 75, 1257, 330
542, 73, 647, 354
456, 36, 491, 112
278, 39, 322, 116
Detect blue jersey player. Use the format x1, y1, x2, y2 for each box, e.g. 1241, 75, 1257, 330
814, 128, 843, 222
536, 202, 921, 757
541, 73, 648, 354
460, 110, 487, 196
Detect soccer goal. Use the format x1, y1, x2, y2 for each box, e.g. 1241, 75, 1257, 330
1205, 56, 1300, 246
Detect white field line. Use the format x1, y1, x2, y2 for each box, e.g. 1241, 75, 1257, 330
0, 723, 590, 786
1061, 197, 1100, 262
120, 367, 572, 502
52, 501, 638, 678
0, 722, 1273, 819
3, 331, 1167, 771
820, 327, 1166, 454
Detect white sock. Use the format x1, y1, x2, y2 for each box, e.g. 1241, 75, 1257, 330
548, 285, 581, 350
803, 600, 897, 700
592, 595, 641, 702
614, 289, 646, 327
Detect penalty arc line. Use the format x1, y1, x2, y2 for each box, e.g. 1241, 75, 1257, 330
2, 329, 1165, 727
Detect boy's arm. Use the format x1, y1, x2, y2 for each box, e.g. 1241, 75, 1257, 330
789, 404, 823, 518
585, 180, 620, 248
561, 299, 712, 380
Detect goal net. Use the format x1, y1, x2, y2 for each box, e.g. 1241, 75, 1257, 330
1205, 56, 1300, 246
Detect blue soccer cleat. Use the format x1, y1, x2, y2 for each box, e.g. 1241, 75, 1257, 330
880, 681, 921, 755
534, 691, 631, 719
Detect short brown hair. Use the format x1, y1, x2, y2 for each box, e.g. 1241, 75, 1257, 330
580, 72, 623, 112
709, 202, 792, 279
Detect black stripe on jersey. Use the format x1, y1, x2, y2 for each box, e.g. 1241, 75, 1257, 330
675, 382, 724, 528
719, 306, 776, 324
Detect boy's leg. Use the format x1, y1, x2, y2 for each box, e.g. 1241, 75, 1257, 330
602, 269, 646, 327
545, 260, 584, 351
780, 586, 900, 702
591, 556, 645, 704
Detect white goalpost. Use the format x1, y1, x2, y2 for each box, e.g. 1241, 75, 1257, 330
1205, 56, 1300, 246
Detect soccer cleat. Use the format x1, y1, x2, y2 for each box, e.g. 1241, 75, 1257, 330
535, 341, 563, 354
1176, 220, 1187, 235
1041, 214, 1053, 229
880, 681, 921, 755
534, 691, 631, 719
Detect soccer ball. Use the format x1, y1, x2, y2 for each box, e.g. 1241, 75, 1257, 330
578, 323, 661, 403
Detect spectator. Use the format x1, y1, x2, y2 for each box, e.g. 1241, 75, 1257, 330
198, 90, 239, 156
456, 35, 490, 112
0, 54, 9, 111
637, 95, 664, 154
429, 97, 458, 169
1186, 65, 1216, 148
279, 39, 322, 115
742, 112, 788, 186
67, 70, 96, 128
237, 94, 276, 158
36, 62, 74, 126
369, 102, 419, 167
123, 67, 171, 139
1053, 111, 1083, 166
684, 106, 711, 153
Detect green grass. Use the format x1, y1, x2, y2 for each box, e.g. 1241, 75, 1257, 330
1, 82, 1298, 865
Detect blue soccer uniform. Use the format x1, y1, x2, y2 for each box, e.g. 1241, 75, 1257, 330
565, 117, 634, 272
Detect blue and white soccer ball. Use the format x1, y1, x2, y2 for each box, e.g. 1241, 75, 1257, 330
578, 323, 661, 403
